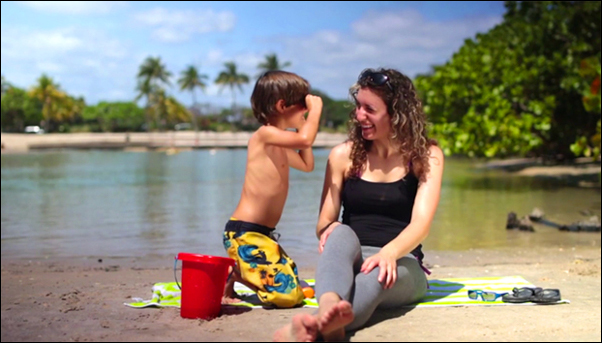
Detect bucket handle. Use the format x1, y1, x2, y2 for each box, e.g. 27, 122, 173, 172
173, 254, 236, 291
173, 255, 182, 290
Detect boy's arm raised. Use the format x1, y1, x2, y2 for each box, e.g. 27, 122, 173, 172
286, 144, 314, 172
256, 94, 323, 150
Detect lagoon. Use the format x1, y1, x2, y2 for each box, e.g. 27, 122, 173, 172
1, 149, 600, 268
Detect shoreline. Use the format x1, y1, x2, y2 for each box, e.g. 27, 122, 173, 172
1, 245, 600, 342
3, 132, 600, 182
0, 132, 349, 153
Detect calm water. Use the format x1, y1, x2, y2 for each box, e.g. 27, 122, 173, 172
1, 149, 600, 267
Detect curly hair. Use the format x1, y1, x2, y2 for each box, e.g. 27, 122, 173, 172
347, 68, 437, 183
250, 70, 309, 125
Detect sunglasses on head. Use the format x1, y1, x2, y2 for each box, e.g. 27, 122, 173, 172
467, 290, 508, 302
358, 70, 393, 91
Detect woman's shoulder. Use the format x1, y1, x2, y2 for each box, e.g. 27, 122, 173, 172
428, 144, 445, 164
329, 140, 352, 159
328, 141, 353, 172
425, 144, 445, 178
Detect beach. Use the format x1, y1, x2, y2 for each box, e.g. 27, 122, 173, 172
2, 244, 600, 342
2, 133, 600, 341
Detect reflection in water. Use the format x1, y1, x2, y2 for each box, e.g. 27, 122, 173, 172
1, 150, 600, 267
428, 159, 601, 251
140, 152, 169, 242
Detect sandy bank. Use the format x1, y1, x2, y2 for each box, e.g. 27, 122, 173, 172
0, 132, 348, 153
1, 246, 600, 342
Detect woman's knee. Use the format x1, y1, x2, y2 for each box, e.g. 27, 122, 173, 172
354, 267, 387, 294
326, 224, 360, 249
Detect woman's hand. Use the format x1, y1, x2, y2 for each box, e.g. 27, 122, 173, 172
360, 248, 398, 289
318, 222, 339, 253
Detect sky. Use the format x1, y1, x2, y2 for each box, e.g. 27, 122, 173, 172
1, 1, 506, 109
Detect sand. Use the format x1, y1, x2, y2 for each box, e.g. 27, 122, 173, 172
2, 245, 600, 342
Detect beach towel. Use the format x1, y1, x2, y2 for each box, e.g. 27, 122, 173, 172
124, 275, 569, 309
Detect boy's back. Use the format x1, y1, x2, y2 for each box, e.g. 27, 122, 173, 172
222, 71, 323, 308
232, 134, 291, 228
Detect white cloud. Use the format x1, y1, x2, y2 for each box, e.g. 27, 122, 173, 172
133, 8, 236, 43
275, 9, 502, 99
206, 49, 225, 64
1, 27, 137, 103
1, 7, 502, 109
186, 9, 503, 108
17, 1, 126, 15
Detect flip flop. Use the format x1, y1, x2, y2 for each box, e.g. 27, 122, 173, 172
502, 287, 542, 303
531, 289, 561, 304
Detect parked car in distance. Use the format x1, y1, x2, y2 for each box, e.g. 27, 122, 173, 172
174, 123, 192, 131
24, 126, 45, 134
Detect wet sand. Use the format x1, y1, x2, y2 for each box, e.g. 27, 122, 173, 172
2, 245, 600, 342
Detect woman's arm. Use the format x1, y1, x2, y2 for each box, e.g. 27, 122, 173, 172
361, 145, 445, 287
383, 145, 444, 259
316, 142, 351, 250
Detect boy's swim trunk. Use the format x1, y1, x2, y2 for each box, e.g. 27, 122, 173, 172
223, 219, 304, 308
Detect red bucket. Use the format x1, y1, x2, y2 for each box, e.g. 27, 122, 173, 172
175, 253, 235, 320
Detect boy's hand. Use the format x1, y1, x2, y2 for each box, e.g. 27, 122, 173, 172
305, 94, 323, 114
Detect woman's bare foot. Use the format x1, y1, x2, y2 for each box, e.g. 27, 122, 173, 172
317, 293, 354, 342
273, 314, 319, 342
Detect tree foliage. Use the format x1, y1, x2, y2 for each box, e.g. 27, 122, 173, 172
1, 86, 43, 132
136, 56, 173, 131
28, 74, 83, 132
415, 1, 601, 159
82, 102, 145, 132
311, 89, 352, 131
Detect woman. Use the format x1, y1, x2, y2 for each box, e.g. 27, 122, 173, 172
274, 68, 444, 342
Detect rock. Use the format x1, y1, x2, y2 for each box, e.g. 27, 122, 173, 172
560, 216, 601, 232
506, 212, 520, 229
529, 208, 545, 221
518, 216, 535, 232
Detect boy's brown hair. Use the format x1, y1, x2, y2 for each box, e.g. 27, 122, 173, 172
251, 70, 309, 125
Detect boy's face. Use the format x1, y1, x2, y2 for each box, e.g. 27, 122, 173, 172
282, 103, 308, 127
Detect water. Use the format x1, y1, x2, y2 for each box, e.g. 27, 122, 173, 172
2, 150, 600, 267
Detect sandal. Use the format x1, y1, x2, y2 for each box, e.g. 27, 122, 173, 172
531, 289, 561, 304
501, 287, 542, 303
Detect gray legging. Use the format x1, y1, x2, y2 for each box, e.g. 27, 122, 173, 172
315, 224, 427, 331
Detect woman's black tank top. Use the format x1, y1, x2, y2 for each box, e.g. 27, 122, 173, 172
341, 172, 423, 261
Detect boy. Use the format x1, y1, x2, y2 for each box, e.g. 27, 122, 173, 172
222, 71, 323, 308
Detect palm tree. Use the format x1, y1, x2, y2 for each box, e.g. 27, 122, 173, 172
135, 79, 156, 132
1, 75, 9, 97
28, 74, 68, 132
178, 65, 208, 107
165, 95, 193, 124
178, 65, 208, 134
136, 56, 172, 131
257, 53, 291, 78
137, 56, 172, 87
215, 61, 250, 116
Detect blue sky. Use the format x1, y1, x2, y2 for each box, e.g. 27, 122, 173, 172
1, 1, 506, 109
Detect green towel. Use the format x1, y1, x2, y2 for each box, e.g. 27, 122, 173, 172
125, 282, 182, 308
124, 275, 569, 309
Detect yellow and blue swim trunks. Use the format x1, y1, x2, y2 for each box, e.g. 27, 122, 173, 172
223, 219, 304, 308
